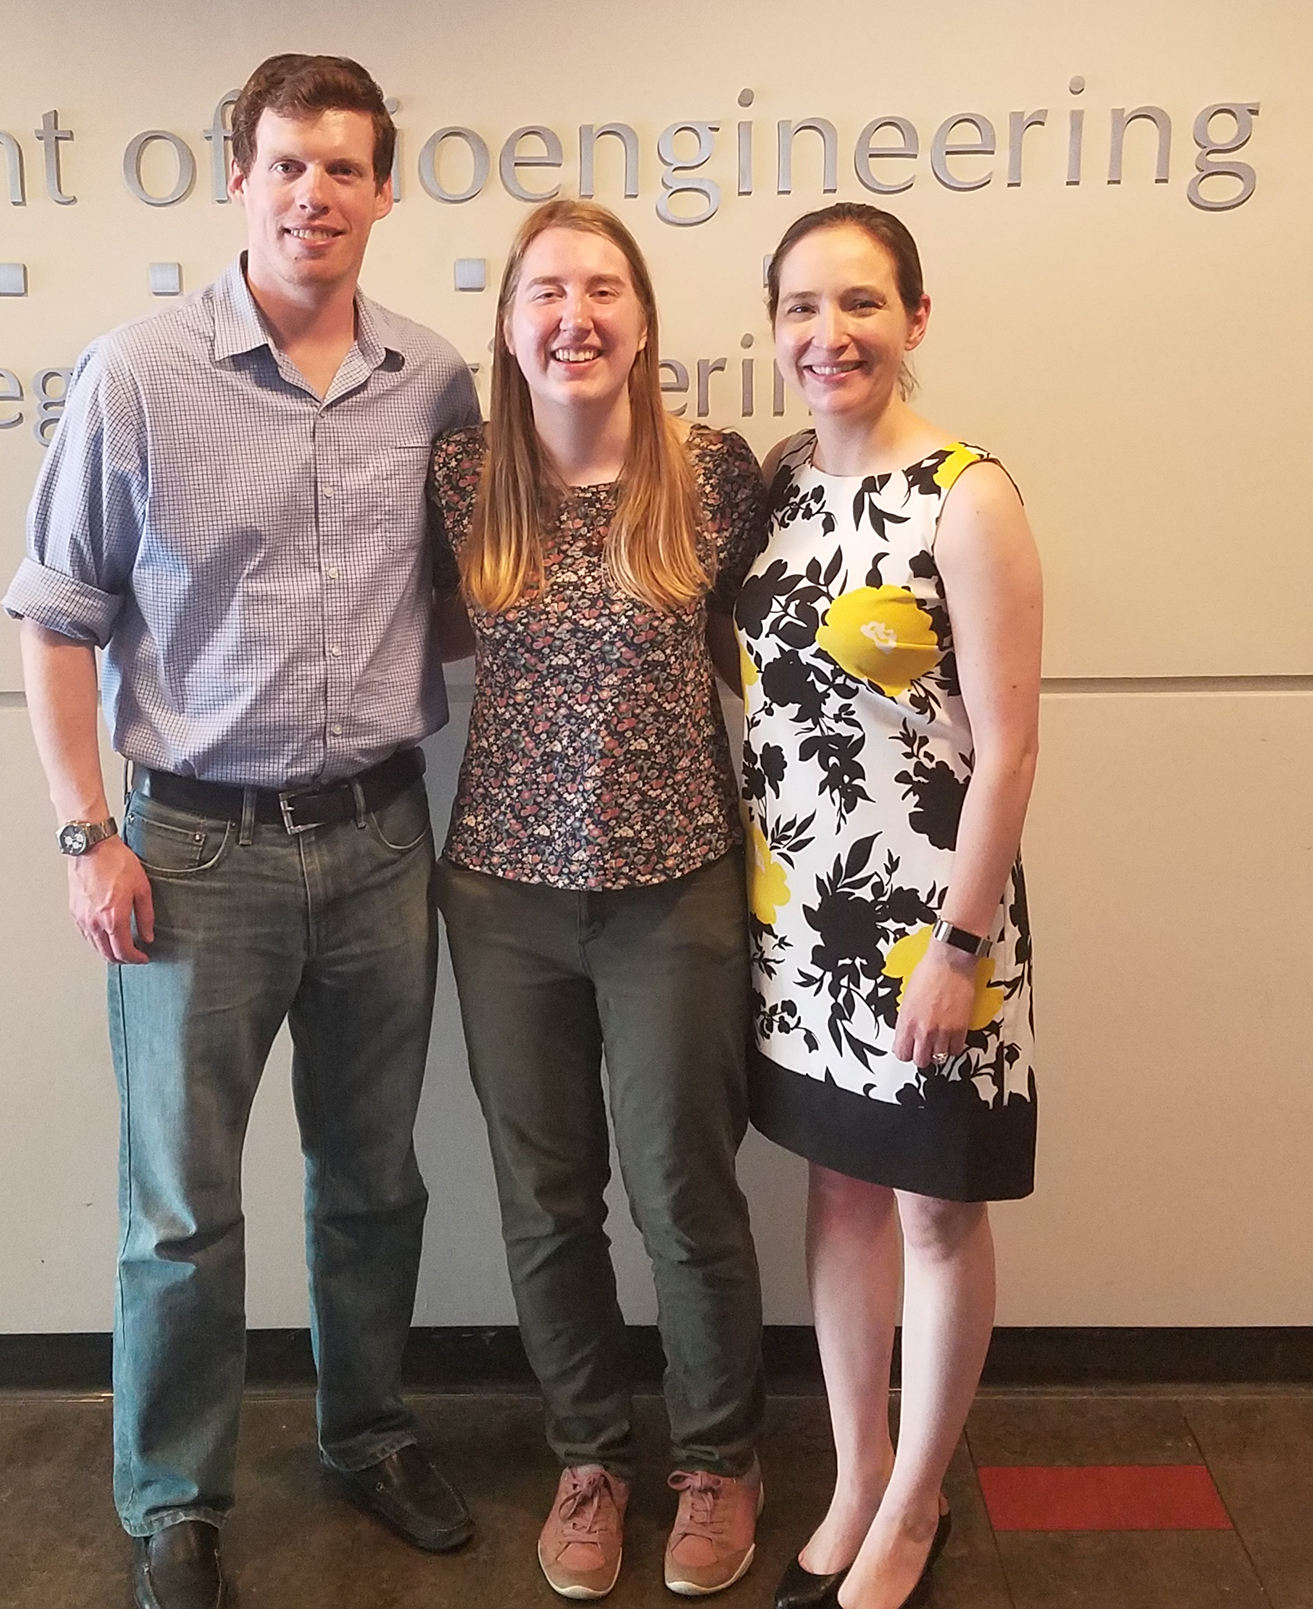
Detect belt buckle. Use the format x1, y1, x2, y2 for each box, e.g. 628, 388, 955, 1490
278, 791, 318, 834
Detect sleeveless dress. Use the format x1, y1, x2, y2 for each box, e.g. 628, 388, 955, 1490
735, 431, 1036, 1201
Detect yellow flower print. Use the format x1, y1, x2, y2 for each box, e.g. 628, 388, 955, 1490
814, 586, 940, 695
746, 822, 789, 926
932, 443, 982, 491
738, 633, 759, 688
881, 925, 1003, 1031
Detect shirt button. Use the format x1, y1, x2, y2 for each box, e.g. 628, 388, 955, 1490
329, 646, 341, 657
331, 724, 343, 736
323, 487, 336, 498
327, 567, 340, 579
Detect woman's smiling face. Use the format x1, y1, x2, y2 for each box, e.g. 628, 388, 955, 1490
503, 226, 647, 414
773, 224, 929, 422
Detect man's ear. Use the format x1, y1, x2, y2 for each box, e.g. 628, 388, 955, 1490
227, 156, 247, 205
374, 175, 394, 222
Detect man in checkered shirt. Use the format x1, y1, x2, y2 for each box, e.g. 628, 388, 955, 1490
5, 55, 479, 1609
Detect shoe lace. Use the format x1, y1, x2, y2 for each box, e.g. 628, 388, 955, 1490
559, 1469, 613, 1537
668, 1470, 727, 1535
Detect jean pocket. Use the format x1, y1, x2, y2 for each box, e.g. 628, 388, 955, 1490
124, 805, 233, 876
367, 781, 432, 853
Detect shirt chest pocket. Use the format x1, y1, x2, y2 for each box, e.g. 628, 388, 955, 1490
344, 441, 433, 548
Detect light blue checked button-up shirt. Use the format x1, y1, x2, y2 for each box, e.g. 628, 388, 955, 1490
4, 256, 480, 788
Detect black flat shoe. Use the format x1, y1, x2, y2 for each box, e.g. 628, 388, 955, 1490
774, 1553, 851, 1609
326, 1443, 474, 1552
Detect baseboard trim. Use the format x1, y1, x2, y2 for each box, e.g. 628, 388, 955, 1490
2, 1326, 1311, 1395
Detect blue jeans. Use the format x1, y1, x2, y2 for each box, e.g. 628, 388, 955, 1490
108, 778, 438, 1536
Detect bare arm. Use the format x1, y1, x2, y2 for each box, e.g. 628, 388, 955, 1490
891, 462, 1042, 1066
20, 620, 153, 963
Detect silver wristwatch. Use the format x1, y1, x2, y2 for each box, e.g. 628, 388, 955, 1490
931, 918, 990, 958
58, 817, 118, 856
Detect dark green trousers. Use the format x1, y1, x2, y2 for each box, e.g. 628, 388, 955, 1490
436, 850, 765, 1478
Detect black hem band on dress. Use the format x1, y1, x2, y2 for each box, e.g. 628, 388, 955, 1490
749, 1049, 1037, 1203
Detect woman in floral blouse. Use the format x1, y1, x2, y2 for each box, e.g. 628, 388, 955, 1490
428, 199, 768, 1601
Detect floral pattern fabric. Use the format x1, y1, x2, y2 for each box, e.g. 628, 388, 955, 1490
736, 431, 1035, 1199
429, 424, 767, 889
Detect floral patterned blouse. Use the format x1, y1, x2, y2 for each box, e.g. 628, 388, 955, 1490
428, 424, 767, 889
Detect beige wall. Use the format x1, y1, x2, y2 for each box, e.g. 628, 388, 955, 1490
2, 0, 1310, 1331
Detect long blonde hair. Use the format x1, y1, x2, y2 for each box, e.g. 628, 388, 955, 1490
462, 199, 709, 614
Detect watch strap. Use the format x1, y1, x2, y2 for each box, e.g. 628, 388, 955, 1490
58, 817, 119, 855
931, 918, 990, 958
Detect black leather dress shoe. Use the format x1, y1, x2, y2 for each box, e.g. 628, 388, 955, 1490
132, 1520, 225, 1609
328, 1443, 474, 1552
774, 1553, 850, 1609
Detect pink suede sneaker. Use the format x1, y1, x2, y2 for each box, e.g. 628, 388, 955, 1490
664, 1458, 763, 1596
537, 1464, 630, 1600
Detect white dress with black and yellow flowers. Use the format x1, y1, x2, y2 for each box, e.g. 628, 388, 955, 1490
736, 431, 1035, 1201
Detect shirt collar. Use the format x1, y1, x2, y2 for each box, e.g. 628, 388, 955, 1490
210, 255, 400, 373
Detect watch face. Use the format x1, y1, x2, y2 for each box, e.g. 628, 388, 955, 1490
59, 824, 91, 855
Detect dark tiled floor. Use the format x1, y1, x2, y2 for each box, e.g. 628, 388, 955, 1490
1, 1389, 1311, 1608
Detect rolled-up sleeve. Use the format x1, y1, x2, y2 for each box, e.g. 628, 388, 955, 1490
2, 341, 146, 645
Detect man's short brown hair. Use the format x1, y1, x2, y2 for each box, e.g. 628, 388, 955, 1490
231, 54, 395, 187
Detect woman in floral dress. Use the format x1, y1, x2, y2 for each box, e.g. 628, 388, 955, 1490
429, 200, 768, 1601
737, 204, 1042, 1609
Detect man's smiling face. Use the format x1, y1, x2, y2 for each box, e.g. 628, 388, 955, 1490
229, 107, 392, 297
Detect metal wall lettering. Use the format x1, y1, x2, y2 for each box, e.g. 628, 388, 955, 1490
202, 91, 238, 202
32, 368, 71, 445
656, 122, 719, 225
1008, 110, 1048, 186
124, 132, 197, 206
1, 132, 24, 205
418, 126, 490, 203
696, 356, 727, 416
849, 116, 913, 194
0, 368, 21, 428
578, 124, 639, 199
1189, 103, 1259, 210
0, 96, 1265, 224
35, 110, 75, 204
930, 113, 996, 191
776, 119, 838, 195
853, 117, 918, 195
1109, 106, 1172, 184
659, 357, 689, 416
499, 125, 563, 202
737, 88, 755, 196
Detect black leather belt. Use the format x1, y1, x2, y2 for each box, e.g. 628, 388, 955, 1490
137, 748, 425, 834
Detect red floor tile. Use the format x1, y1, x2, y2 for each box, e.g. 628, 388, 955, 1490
978, 1464, 1233, 1531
